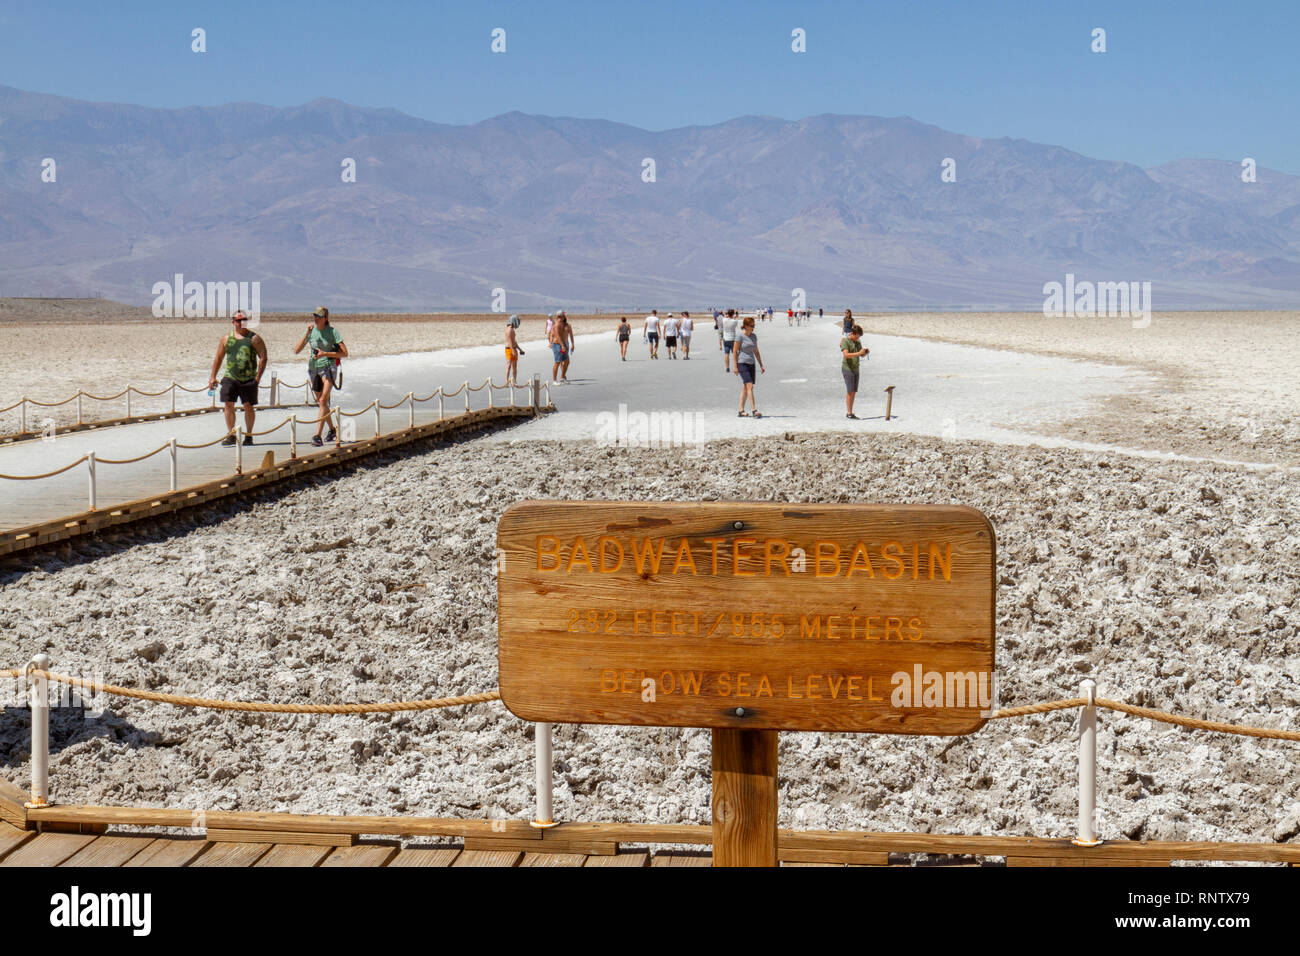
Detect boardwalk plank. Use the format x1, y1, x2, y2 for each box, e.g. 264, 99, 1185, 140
319, 845, 398, 867
254, 844, 331, 867
452, 850, 522, 867
0, 822, 37, 863
651, 850, 712, 867
520, 852, 588, 867
121, 838, 208, 867
584, 851, 650, 867
1, 833, 95, 867
386, 847, 461, 868
61, 835, 156, 867
189, 841, 271, 867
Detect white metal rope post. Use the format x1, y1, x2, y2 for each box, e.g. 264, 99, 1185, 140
290, 418, 297, 459
531, 374, 540, 410
334, 406, 342, 448
488, 382, 494, 408
87, 452, 97, 510
464, 382, 470, 413
271, 375, 278, 407
438, 389, 444, 421
532, 722, 558, 828
169, 439, 178, 491
20, 398, 28, 434
25, 653, 51, 809
1073, 678, 1101, 846
76, 392, 83, 425
126, 387, 132, 419
407, 393, 414, 429
235, 427, 243, 474
373, 402, 381, 439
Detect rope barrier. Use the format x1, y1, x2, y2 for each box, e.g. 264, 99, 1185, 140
0, 399, 24, 414
128, 385, 173, 397
175, 430, 237, 450
20, 669, 499, 714
3, 663, 1292, 737
96, 443, 171, 466
337, 401, 379, 418
1095, 697, 1300, 742
0, 455, 91, 481
79, 388, 131, 402
173, 383, 210, 393
24, 395, 79, 408
988, 696, 1300, 741
245, 417, 293, 438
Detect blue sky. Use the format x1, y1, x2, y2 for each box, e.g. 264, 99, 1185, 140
4, 0, 1299, 172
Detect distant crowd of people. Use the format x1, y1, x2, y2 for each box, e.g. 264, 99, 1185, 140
506, 306, 871, 421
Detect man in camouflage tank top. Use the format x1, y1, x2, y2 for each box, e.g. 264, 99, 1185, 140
207, 310, 268, 446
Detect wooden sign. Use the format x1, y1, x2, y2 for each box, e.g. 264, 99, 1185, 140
497, 501, 996, 735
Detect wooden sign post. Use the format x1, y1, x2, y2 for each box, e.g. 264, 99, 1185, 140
497, 501, 996, 866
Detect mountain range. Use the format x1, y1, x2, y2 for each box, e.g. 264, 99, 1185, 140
2, 83, 1299, 311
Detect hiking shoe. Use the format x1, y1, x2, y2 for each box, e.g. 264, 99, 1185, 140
311, 435, 324, 447
846, 413, 859, 420
221, 435, 237, 446
325, 428, 336, 442
243, 435, 254, 445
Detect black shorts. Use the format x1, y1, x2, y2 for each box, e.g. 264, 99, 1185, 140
310, 367, 336, 393
219, 377, 258, 406
738, 363, 757, 384
665, 336, 677, 348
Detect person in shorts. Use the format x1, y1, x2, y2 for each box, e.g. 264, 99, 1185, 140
842, 308, 855, 335
841, 324, 869, 419
293, 306, 348, 446
643, 309, 660, 359
679, 311, 693, 359
663, 312, 679, 359
616, 317, 631, 361
208, 310, 267, 446
721, 309, 740, 371
550, 312, 575, 383
504, 314, 525, 386
732, 315, 765, 417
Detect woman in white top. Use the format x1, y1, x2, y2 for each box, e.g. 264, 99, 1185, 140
679, 311, 693, 360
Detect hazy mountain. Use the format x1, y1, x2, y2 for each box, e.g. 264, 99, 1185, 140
2, 84, 1298, 310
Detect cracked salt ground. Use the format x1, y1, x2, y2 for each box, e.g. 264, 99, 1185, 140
0, 432, 1295, 849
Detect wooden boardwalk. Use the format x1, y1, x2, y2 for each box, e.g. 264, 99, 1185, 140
0, 823, 727, 868
0, 784, 1294, 867
0, 404, 545, 557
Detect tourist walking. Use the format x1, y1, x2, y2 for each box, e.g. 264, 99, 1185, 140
680, 311, 693, 359
663, 312, 679, 359
644, 309, 660, 359
841, 324, 869, 419
504, 314, 524, 386
208, 309, 268, 446
842, 308, 854, 335
616, 317, 631, 360
292, 306, 347, 447
721, 309, 740, 371
732, 316, 765, 417
550, 312, 575, 383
